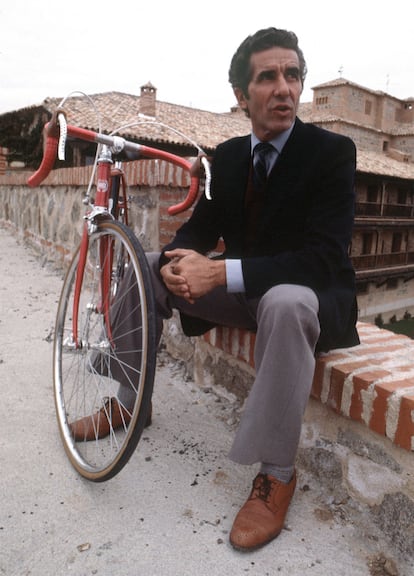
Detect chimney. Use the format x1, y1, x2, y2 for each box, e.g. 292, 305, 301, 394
139, 81, 157, 117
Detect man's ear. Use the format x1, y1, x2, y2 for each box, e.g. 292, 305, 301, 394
233, 87, 249, 113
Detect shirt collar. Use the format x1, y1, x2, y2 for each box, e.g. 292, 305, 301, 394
251, 121, 295, 154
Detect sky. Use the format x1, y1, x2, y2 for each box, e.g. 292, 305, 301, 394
1, 0, 413, 116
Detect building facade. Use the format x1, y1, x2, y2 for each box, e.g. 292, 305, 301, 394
297, 79, 414, 323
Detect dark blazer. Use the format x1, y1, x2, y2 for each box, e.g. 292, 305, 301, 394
162, 118, 360, 352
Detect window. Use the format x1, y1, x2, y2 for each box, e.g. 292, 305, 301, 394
316, 96, 328, 105
397, 189, 407, 205
362, 233, 374, 254
382, 141, 389, 152
391, 233, 402, 253
367, 185, 378, 203
365, 100, 372, 115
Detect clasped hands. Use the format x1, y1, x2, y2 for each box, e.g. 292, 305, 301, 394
160, 249, 226, 304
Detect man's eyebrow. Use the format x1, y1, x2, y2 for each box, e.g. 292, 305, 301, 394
285, 65, 300, 76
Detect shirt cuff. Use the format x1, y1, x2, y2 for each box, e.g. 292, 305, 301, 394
225, 259, 245, 293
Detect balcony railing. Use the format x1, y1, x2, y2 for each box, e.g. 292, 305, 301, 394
352, 251, 414, 270
355, 202, 414, 218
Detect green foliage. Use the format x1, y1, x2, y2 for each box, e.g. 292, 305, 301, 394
383, 318, 414, 339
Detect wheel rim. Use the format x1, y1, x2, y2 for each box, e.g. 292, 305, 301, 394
53, 221, 156, 480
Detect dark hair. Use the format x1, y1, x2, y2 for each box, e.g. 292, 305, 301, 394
228, 27, 307, 95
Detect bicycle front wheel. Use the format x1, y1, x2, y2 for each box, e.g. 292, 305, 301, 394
54, 219, 157, 481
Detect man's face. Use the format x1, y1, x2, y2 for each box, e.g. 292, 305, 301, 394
235, 47, 303, 141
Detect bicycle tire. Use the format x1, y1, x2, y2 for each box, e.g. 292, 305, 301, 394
53, 219, 157, 481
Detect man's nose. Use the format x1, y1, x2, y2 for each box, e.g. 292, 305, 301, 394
272, 76, 290, 96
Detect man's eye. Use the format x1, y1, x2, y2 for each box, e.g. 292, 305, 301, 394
286, 68, 300, 80
258, 70, 275, 82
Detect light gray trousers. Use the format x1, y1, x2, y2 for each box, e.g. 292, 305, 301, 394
146, 253, 320, 472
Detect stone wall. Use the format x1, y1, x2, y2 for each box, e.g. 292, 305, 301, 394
0, 160, 191, 265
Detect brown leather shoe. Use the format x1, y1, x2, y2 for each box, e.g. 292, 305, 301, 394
69, 397, 152, 441
230, 471, 296, 551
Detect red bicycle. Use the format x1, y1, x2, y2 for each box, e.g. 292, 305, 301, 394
28, 98, 210, 481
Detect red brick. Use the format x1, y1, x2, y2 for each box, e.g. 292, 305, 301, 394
370, 379, 414, 436
394, 394, 414, 450
235, 330, 255, 366
328, 361, 368, 413
311, 353, 349, 400
248, 332, 255, 367
215, 326, 223, 351
349, 369, 391, 421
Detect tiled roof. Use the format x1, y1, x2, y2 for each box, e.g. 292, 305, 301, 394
42, 92, 252, 152
305, 112, 414, 137
311, 76, 414, 102
357, 150, 414, 179
311, 77, 385, 96
33, 90, 414, 179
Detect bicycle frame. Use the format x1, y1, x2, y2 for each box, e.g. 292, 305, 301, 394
25, 100, 214, 480
28, 110, 211, 350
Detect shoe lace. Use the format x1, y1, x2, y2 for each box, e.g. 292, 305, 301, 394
250, 473, 273, 503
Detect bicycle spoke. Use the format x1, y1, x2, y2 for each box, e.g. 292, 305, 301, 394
54, 220, 156, 481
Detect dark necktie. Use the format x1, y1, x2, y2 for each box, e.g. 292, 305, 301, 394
253, 142, 274, 189
244, 142, 275, 253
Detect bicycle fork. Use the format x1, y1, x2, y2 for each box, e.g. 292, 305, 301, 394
72, 149, 115, 349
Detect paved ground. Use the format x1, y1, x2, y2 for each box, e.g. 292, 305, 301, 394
0, 226, 410, 576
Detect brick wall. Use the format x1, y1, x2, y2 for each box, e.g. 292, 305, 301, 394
200, 322, 414, 453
